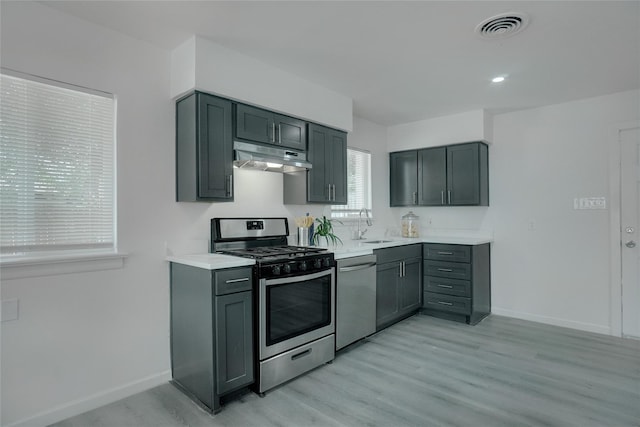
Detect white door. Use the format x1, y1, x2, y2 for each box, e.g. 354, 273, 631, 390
621, 126, 640, 338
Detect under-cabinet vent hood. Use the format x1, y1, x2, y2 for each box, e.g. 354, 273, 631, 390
233, 140, 312, 173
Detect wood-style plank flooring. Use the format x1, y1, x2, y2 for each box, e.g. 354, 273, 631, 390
51, 315, 640, 427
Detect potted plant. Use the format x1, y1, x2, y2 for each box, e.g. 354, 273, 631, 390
313, 216, 342, 247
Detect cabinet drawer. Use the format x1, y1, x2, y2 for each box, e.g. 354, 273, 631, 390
375, 244, 422, 264
423, 292, 471, 315
214, 267, 253, 295
424, 244, 470, 263
424, 276, 471, 297
424, 260, 470, 280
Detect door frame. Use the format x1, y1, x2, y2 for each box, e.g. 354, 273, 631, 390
609, 120, 640, 337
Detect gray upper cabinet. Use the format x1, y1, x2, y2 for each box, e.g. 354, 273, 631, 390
446, 143, 488, 206
390, 151, 418, 206
235, 103, 306, 151
176, 92, 233, 202
299, 123, 347, 204
390, 141, 489, 207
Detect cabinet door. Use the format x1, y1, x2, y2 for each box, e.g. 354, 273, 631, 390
235, 104, 273, 144
307, 123, 329, 202
215, 291, 254, 395
376, 262, 400, 328
399, 258, 422, 312
390, 151, 418, 206
274, 113, 306, 150
418, 147, 447, 206
198, 94, 233, 200
447, 143, 481, 205
329, 129, 348, 204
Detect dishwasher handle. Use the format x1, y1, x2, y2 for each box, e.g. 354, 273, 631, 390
338, 262, 377, 273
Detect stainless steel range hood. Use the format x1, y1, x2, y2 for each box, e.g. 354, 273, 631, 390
233, 140, 312, 173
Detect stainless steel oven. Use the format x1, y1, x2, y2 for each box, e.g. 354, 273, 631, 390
211, 217, 336, 395
260, 268, 334, 358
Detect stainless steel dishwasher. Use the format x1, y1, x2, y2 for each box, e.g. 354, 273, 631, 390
336, 254, 377, 350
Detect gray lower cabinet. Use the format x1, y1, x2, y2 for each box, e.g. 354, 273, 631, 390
170, 264, 254, 413
422, 243, 491, 325
176, 92, 234, 202
375, 244, 422, 330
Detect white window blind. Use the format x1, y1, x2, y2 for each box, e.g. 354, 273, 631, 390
332, 148, 372, 219
0, 72, 115, 254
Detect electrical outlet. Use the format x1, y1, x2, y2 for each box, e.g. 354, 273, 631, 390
574, 197, 607, 210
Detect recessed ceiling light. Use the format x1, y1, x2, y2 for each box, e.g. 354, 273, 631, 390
492, 76, 506, 83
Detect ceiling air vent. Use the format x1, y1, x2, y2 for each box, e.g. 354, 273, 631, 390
475, 12, 529, 39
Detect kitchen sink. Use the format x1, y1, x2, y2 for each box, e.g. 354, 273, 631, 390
362, 240, 393, 244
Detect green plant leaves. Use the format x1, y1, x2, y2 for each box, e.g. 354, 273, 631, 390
312, 216, 343, 246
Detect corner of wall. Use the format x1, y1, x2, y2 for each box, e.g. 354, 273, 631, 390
170, 36, 196, 99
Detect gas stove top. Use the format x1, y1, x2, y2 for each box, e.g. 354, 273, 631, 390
210, 217, 335, 278
218, 245, 327, 261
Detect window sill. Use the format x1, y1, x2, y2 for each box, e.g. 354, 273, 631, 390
0, 250, 128, 280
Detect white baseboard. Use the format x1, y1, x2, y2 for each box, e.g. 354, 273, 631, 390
492, 307, 612, 336
5, 370, 172, 427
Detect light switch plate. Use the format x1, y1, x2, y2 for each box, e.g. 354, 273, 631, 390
574, 197, 607, 210
1, 298, 19, 322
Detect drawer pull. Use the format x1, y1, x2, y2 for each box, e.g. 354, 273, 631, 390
437, 284, 453, 289
437, 268, 453, 272
225, 277, 250, 284
291, 348, 312, 360
437, 251, 454, 255
427, 300, 453, 306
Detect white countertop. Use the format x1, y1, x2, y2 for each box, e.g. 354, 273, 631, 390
331, 235, 492, 260
166, 253, 255, 270
167, 235, 492, 269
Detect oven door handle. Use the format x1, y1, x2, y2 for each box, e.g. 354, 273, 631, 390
338, 262, 376, 273
261, 268, 333, 286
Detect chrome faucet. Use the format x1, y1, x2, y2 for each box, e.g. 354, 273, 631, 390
355, 208, 373, 240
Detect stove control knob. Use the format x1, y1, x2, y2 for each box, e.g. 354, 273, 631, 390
283, 264, 292, 274
314, 259, 322, 269
323, 257, 332, 268
271, 265, 281, 276
299, 261, 308, 271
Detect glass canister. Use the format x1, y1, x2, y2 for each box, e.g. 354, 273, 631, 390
401, 211, 420, 238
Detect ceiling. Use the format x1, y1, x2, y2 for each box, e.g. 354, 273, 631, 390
41, 1, 640, 126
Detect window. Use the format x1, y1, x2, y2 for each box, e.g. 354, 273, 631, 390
0, 71, 116, 256
331, 148, 372, 219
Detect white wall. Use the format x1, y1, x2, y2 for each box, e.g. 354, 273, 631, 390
0, 4, 377, 426
385, 109, 493, 235
171, 36, 353, 132
488, 90, 640, 334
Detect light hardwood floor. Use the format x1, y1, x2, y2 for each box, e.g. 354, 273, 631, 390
52, 314, 640, 427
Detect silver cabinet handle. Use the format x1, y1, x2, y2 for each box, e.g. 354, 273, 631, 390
413, 191, 417, 205
437, 251, 454, 255
225, 277, 250, 284
278, 124, 282, 144
447, 190, 451, 205
441, 191, 445, 205
271, 122, 276, 142
437, 284, 453, 289
626, 240, 637, 248
437, 268, 453, 272
226, 175, 233, 197
438, 301, 453, 306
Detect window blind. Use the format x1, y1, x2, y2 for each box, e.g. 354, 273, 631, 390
332, 148, 372, 218
0, 72, 115, 254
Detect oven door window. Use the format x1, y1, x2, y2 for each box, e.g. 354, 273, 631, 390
266, 274, 331, 346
